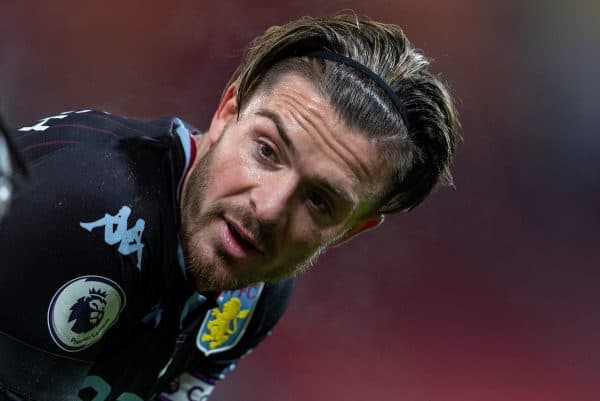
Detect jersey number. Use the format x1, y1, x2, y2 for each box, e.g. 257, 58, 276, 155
78, 375, 143, 401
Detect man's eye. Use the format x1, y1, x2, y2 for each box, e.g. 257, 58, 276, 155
257, 141, 278, 162
307, 190, 331, 216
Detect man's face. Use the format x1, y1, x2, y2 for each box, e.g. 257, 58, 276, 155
181, 72, 387, 291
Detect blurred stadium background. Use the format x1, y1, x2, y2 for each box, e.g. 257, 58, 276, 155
1, 1, 598, 400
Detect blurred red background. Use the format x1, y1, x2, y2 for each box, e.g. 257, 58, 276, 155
1, 1, 598, 400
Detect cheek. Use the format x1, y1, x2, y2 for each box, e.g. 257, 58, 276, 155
207, 136, 272, 204
205, 144, 253, 197
283, 212, 327, 254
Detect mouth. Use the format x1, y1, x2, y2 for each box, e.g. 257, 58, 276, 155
218, 217, 262, 259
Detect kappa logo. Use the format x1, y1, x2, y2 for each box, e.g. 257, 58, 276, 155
196, 283, 264, 356
80, 205, 145, 269
48, 275, 126, 352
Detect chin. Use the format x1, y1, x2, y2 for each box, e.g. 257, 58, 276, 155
188, 260, 242, 292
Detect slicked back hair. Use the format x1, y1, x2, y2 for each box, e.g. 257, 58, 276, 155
225, 14, 460, 213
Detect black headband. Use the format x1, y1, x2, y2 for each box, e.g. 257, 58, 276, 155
305, 50, 411, 131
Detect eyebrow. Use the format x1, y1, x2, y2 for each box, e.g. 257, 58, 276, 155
313, 174, 357, 210
256, 109, 296, 155
256, 108, 357, 211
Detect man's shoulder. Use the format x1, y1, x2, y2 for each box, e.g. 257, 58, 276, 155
19, 109, 181, 136
14, 110, 196, 208
0, 110, 195, 355
16, 109, 200, 155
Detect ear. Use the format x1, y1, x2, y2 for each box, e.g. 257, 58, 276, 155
332, 214, 385, 248
207, 83, 238, 144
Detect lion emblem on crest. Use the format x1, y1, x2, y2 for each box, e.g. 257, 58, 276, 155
68, 288, 108, 334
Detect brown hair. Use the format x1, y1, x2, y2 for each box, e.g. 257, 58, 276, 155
226, 13, 460, 213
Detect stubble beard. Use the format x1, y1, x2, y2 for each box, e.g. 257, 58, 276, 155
180, 143, 244, 291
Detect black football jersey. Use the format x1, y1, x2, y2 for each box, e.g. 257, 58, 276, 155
0, 110, 294, 401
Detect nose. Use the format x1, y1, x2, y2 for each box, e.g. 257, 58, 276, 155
250, 171, 298, 225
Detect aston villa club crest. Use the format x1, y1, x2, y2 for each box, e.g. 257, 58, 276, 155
47, 275, 126, 352
196, 283, 264, 356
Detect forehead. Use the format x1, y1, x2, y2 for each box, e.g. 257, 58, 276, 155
242, 72, 388, 213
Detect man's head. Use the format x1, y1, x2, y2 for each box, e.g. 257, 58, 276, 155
181, 14, 460, 291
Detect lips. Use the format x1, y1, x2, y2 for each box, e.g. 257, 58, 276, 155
218, 217, 262, 259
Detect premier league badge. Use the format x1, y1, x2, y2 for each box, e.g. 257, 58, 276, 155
196, 282, 264, 356
47, 275, 126, 352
